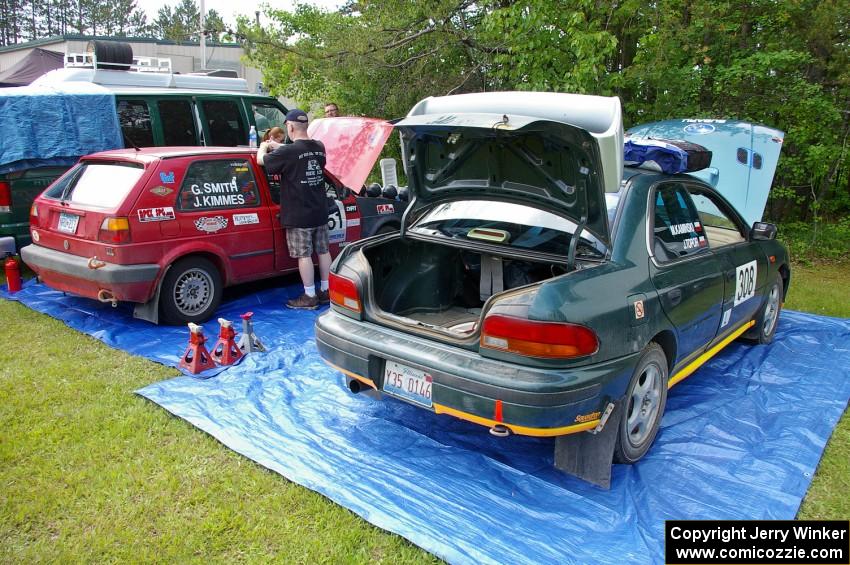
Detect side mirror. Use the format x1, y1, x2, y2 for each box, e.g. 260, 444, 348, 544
751, 221, 777, 241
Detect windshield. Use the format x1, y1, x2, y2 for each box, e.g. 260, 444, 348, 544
44, 162, 144, 209
411, 200, 606, 258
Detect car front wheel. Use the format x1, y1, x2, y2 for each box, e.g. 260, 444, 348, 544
614, 342, 668, 464
159, 256, 222, 325
744, 274, 783, 345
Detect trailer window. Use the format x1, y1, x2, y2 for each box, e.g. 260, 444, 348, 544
158, 100, 198, 146
117, 100, 154, 147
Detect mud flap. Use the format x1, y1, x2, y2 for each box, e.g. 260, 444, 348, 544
133, 266, 168, 324
553, 401, 622, 489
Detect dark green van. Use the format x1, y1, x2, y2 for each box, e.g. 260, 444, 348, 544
0, 65, 288, 250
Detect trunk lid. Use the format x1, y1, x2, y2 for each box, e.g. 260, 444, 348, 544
308, 117, 394, 194
395, 93, 623, 246
626, 119, 784, 225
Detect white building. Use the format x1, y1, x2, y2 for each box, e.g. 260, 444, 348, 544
0, 34, 270, 95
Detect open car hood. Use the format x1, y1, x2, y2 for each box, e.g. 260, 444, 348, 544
395, 93, 623, 246
627, 119, 784, 225
308, 117, 394, 194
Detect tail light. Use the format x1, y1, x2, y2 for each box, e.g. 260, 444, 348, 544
30, 202, 39, 218
99, 217, 131, 243
480, 314, 598, 359
329, 273, 362, 313
0, 181, 10, 213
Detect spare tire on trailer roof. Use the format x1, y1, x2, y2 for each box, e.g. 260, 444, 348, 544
87, 40, 133, 70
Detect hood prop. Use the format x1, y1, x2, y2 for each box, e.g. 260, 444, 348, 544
567, 181, 591, 270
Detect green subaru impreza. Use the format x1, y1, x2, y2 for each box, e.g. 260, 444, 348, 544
315, 91, 788, 487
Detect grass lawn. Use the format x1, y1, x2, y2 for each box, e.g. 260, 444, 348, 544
1, 261, 847, 561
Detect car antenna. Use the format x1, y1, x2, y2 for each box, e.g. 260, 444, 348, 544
123, 132, 142, 152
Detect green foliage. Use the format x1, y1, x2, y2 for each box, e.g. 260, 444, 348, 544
778, 219, 850, 263
237, 0, 849, 221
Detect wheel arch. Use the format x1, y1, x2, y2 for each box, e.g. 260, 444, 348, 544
778, 262, 790, 301
649, 329, 677, 373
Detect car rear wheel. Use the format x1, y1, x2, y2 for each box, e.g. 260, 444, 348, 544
614, 343, 668, 464
159, 257, 222, 325
743, 274, 783, 344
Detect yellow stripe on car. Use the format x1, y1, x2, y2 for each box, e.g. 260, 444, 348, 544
432, 403, 600, 437
667, 320, 755, 389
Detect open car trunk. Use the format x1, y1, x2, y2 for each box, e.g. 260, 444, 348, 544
362, 236, 576, 337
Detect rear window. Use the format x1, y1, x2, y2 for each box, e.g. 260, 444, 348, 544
411, 200, 606, 258
43, 162, 145, 209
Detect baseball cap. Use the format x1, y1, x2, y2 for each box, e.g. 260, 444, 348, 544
285, 109, 309, 123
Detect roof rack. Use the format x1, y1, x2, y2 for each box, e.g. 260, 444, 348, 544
65, 52, 172, 73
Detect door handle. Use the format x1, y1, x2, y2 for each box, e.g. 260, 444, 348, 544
669, 288, 682, 306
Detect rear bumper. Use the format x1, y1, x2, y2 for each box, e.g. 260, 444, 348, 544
315, 309, 638, 436
21, 244, 160, 303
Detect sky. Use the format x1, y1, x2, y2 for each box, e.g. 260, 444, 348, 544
133, 0, 343, 28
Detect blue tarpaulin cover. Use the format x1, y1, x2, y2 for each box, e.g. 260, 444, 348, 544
3, 280, 849, 564
0, 82, 123, 174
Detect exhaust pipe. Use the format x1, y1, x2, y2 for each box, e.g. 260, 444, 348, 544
97, 289, 118, 307
489, 424, 511, 437
348, 378, 366, 394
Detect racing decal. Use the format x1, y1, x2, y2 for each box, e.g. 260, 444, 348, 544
693, 221, 702, 232
232, 213, 260, 226
137, 206, 176, 222
346, 217, 361, 227
345, 205, 357, 213
150, 186, 174, 197
159, 171, 175, 184
328, 201, 347, 244
575, 411, 601, 423
634, 299, 645, 320
670, 222, 695, 236
376, 203, 395, 214
734, 260, 758, 306
194, 216, 229, 233
188, 177, 249, 208
682, 236, 707, 250
720, 308, 732, 328
31, 229, 39, 243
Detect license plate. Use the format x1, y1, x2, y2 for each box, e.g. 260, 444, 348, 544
383, 360, 433, 408
57, 212, 79, 234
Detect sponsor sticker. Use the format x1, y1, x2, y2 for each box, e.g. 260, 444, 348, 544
720, 308, 732, 328
194, 216, 229, 233
683, 123, 716, 135
137, 206, 176, 222
575, 411, 601, 423
346, 217, 361, 227
159, 171, 176, 184
377, 203, 395, 214
634, 299, 645, 320
150, 186, 174, 197
232, 213, 259, 226
345, 205, 357, 213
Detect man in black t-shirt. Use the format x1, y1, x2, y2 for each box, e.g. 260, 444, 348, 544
264, 109, 331, 309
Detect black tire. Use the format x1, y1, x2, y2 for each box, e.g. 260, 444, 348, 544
159, 257, 222, 325
743, 274, 783, 344
614, 343, 668, 464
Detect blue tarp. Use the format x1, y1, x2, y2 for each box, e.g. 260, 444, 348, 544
0, 82, 123, 174
3, 279, 849, 564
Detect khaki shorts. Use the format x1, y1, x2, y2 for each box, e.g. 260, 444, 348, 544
286, 225, 329, 258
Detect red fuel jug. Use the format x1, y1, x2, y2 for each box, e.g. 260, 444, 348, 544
4, 254, 21, 293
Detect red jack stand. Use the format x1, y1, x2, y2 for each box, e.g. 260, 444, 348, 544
179, 322, 217, 374
211, 318, 243, 365
237, 311, 266, 353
